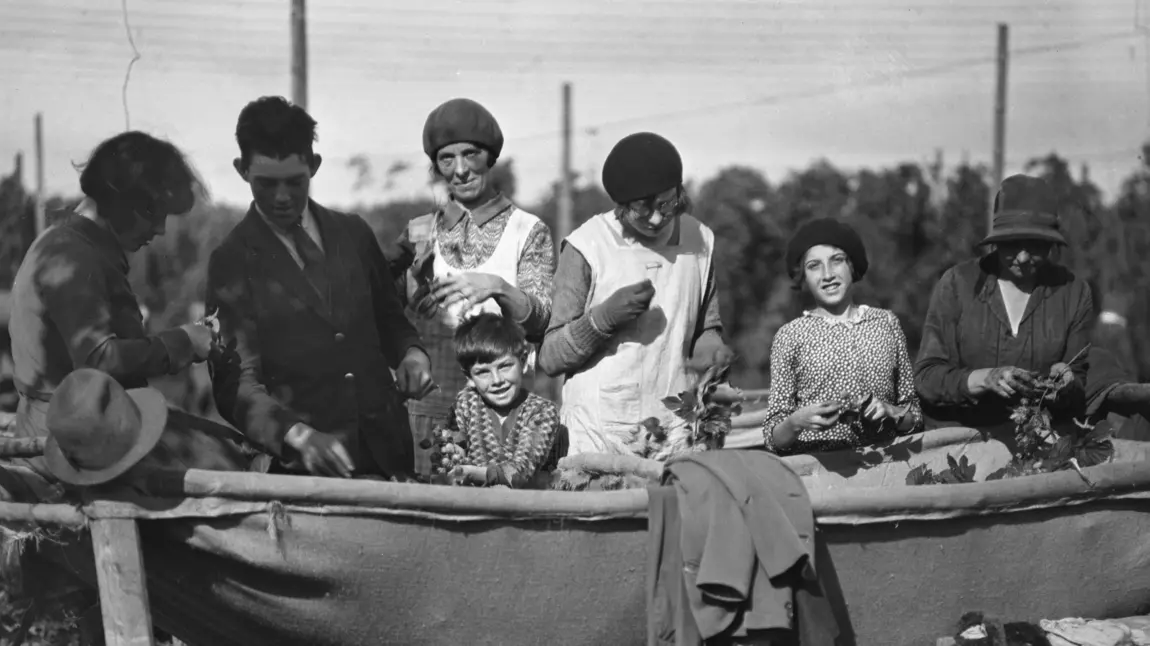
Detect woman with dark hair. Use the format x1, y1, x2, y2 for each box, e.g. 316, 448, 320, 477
7, 130, 216, 479
914, 174, 1093, 434
761, 218, 921, 455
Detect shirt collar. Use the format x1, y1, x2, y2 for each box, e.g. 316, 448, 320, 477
255, 201, 314, 235
440, 193, 514, 229
803, 304, 874, 327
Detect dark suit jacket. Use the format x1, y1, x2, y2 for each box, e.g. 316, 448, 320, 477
206, 201, 424, 477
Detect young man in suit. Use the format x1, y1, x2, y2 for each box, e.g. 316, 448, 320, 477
207, 96, 435, 479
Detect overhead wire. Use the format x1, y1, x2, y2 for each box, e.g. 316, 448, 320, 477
119, 0, 141, 130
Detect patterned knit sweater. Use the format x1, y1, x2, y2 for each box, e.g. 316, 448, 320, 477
440, 387, 562, 488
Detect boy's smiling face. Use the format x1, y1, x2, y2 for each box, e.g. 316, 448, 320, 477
466, 352, 525, 410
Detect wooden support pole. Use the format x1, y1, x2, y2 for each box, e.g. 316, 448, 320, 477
290, 0, 308, 110
0, 501, 85, 527
91, 518, 155, 646
990, 23, 1009, 231
0, 436, 47, 459
34, 113, 45, 237
557, 82, 574, 240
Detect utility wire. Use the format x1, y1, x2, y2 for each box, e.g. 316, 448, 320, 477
120, 0, 142, 130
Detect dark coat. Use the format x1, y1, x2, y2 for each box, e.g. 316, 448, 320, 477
207, 201, 424, 477
914, 255, 1094, 432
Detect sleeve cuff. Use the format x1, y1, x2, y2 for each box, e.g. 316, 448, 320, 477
156, 328, 196, 374
576, 313, 611, 344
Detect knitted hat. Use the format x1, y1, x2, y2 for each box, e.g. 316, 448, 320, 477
785, 218, 869, 280
422, 98, 504, 162
980, 174, 1067, 246
601, 132, 683, 204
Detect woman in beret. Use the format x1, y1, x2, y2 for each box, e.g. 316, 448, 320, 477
393, 98, 556, 477
761, 219, 922, 455
539, 132, 732, 456
914, 174, 1093, 435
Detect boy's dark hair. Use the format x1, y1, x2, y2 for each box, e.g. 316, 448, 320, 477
76, 131, 202, 231
235, 96, 317, 168
454, 313, 530, 373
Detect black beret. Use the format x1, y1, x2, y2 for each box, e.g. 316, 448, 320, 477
785, 218, 869, 280
422, 98, 504, 161
601, 132, 683, 204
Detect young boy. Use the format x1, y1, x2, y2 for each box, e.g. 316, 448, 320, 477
429, 314, 562, 488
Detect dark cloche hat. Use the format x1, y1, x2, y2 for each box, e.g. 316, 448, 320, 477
422, 98, 504, 162
601, 132, 683, 204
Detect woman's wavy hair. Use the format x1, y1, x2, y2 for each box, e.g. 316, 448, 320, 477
75, 131, 203, 232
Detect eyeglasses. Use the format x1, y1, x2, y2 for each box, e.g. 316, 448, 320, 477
628, 192, 680, 219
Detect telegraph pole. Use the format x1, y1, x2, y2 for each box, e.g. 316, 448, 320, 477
291, 0, 308, 110
557, 82, 574, 240
991, 23, 1009, 231
34, 113, 45, 237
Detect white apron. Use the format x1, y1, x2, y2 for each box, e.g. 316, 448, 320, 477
560, 212, 714, 455
429, 207, 542, 371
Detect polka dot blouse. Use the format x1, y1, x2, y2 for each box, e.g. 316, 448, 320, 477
761, 305, 923, 455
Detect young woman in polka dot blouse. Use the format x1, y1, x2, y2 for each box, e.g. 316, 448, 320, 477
762, 219, 922, 455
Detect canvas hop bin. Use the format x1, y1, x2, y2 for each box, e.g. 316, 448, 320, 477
1, 428, 1150, 646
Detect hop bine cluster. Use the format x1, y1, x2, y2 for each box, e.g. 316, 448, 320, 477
419, 426, 470, 475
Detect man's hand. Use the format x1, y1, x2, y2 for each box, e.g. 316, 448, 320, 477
431, 273, 508, 312
397, 348, 436, 400
180, 323, 216, 362
590, 280, 656, 333
285, 424, 354, 478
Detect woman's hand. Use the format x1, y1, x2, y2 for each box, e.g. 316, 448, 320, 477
773, 402, 841, 449
430, 273, 508, 311
862, 397, 901, 423
1044, 362, 1075, 402
982, 366, 1039, 399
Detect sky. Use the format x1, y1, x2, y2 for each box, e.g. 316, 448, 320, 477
2, 0, 1149, 212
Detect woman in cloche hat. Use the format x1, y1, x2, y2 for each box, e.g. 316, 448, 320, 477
760, 218, 922, 456
914, 174, 1094, 435
538, 132, 733, 457
392, 98, 556, 478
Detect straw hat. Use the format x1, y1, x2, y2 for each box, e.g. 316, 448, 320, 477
981, 174, 1067, 246
44, 369, 168, 486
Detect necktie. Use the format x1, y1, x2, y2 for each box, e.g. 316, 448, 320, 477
289, 222, 330, 307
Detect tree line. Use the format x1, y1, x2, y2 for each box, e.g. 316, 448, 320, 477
2, 146, 1149, 394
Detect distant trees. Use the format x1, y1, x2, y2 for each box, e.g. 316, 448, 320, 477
4, 146, 1150, 401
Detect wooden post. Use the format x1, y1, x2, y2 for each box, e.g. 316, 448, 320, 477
34, 113, 45, 237
91, 518, 155, 646
557, 82, 574, 241
990, 23, 1009, 231
290, 0, 308, 110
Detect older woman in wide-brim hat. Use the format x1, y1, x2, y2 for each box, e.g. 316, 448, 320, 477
760, 218, 922, 456
914, 174, 1094, 434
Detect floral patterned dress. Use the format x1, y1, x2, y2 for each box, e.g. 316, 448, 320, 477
761, 306, 922, 455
